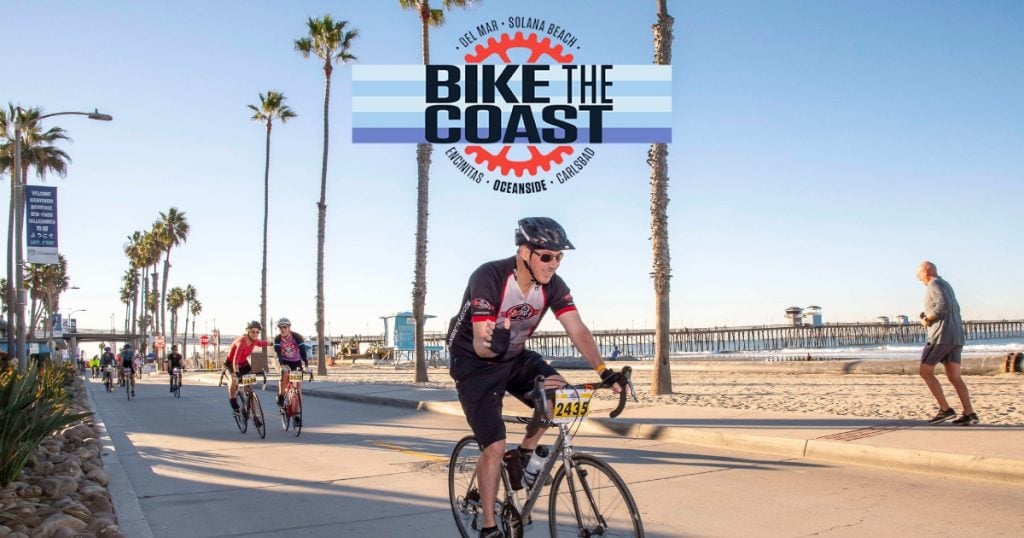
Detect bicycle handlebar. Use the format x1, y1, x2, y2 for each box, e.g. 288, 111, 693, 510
524, 365, 637, 437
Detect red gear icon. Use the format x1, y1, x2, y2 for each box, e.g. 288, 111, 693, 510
461, 32, 576, 179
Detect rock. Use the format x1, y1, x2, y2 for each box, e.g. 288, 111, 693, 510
62, 425, 93, 442
33, 462, 54, 476
57, 500, 91, 519
38, 476, 77, 499
81, 462, 100, 475
0, 525, 11, 537
96, 525, 124, 538
78, 486, 106, 498
84, 470, 109, 487
16, 485, 42, 499
51, 462, 83, 481
85, 494, 112, 515
29, 513, 86, 538
49, 526, 79, 538
75, 447, 98, 462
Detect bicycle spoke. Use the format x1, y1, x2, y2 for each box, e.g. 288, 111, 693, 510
549, 454, 644, 537
449, 436, 484, 538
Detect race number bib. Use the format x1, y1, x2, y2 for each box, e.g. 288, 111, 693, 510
288, 371, 305, 382
551, 388, 593, 424
239, 374, 258, 385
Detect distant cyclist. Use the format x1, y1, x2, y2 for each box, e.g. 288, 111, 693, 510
272, 317, 307, 408
117, 344, 137, 397
167, 344, 185, 392
225, 321, 269, 423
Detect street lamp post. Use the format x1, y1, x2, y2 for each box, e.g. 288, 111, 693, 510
9, 108, 112, 370
65, 308, 86, 364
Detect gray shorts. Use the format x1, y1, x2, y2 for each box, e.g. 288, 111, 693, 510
920, 343, 963, 365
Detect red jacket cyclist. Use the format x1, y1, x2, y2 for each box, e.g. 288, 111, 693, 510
225, 320, 269, 418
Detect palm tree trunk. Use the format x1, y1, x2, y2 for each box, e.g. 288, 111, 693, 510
161, 252, 171, 345
413, 10, 432, 383
131, 270, 140, 341
182, 301, 190, 361
261, 121, 272, 348
650, 0, 674, 395
14, 164, 27, 368
6, 178, 15, 362
316, 63, 333, 377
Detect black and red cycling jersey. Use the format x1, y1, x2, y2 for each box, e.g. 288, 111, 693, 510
448, 256, 576, 361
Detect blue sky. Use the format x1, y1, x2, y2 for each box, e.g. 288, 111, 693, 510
3, 0, 1022, 339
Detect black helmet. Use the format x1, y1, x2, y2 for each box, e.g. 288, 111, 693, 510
246, 320, 262, 331
123, 344, 131, 350
104, 346, 111, 351
515, 217, 574, 250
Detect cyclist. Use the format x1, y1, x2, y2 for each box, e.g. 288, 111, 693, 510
225, 321, 268, 425
446, 217, 623, 538
167, 344, 185, 392
100, 347, 116, 387
272, 317, 307, 408
90, 355, 100, 378
117, 344, 137, 397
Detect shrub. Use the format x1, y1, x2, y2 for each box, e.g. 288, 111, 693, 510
0, 362, 91, 487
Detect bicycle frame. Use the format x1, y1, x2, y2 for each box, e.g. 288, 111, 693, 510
496, 416, 574, 523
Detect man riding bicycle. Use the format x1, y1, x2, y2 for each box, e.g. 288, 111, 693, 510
117, 344, 137, 397
167, 344, 185, 392
447, 217, 623, 538
225, 321, 268, 425
100, 346, 116, 386
272, 317, 307, 408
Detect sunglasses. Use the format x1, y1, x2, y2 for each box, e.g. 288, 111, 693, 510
532, 251, 564, 263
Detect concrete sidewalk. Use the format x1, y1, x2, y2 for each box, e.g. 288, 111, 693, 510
192, 372, 1024, 487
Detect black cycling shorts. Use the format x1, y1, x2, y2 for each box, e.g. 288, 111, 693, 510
226, 362, 253, 377
278, 359, 303, 372
449, 350, 558, 450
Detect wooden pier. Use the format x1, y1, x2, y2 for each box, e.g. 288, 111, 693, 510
345, 319, 1024, 358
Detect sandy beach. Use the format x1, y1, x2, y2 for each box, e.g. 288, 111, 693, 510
319, 362, 1024, 426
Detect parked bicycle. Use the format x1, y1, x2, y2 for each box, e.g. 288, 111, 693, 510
448, 366, 643, 538
170, 367, 183, 398
279, 367, 304, 436
232, 373, 266, 439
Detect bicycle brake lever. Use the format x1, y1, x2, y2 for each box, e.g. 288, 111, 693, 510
524, 375, 547, 437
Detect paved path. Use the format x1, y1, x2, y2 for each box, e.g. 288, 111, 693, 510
82, 371, 1024, 536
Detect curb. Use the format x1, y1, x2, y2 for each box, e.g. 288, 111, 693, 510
82, 380, 156, 538
295, 386, 1024, 486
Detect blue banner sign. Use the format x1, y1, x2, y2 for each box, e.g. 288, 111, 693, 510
26, 185, 58, 264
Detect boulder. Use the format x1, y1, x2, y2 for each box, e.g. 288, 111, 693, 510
62, 425, 93, 442
28, 513, 86, 538
38, 477, 77, 499
84, 469, 109, 487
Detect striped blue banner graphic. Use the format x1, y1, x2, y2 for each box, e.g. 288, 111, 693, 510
352, 65, 671, 144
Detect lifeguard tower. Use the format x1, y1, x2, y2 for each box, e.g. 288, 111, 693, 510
376, 312, 440, 368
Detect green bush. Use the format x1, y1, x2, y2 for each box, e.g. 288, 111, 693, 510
0, 362, 91, 487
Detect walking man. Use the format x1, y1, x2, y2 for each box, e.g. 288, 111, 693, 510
917, 261, 978, 425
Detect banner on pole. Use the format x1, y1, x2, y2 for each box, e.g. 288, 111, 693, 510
26, 185, 58, 264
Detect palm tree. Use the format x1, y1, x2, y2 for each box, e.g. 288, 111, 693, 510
167, 286, 186, 346
25, 255, 69, 340
400, 0, 477, 383
248, 91, 297, 340
0, 105, 72, 365
295, 15, 359, 377
123, 230, 146, 341
650, 0, 674, 395
181, 284, 197, 360
119, 270, 136, 334
155, 208, 189, 342
138, 228, 163, 351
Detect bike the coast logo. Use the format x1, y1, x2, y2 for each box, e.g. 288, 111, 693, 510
352, 16, 671, 195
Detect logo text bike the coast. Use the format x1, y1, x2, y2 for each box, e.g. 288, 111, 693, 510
352, 16, 671, 195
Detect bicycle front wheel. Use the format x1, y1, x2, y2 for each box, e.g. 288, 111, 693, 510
235, 393, 248, 433
291, 391, 303, 437
548, 453, 644, 537
250, 393, 266, 439
449, 435, 484, 538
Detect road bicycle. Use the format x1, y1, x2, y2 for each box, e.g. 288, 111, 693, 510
449, 367, 643, 537
170, 367, 183, 398
103, 366, 114, 393
124, 367, 134, 400
279, 367, 304, 436
232, 373, 266, 439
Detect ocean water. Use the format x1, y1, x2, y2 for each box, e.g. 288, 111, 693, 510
598, 337, 1024, 361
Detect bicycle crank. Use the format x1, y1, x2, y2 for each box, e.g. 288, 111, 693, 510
501, 500, 525, 538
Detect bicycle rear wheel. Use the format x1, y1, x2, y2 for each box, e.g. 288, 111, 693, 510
548, 453, 644, 537
250, 393, 266, 439
125, 374, 131, 400
280, 393, 290, 431
449, 435, 483, 538
173, 375, 181, 398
